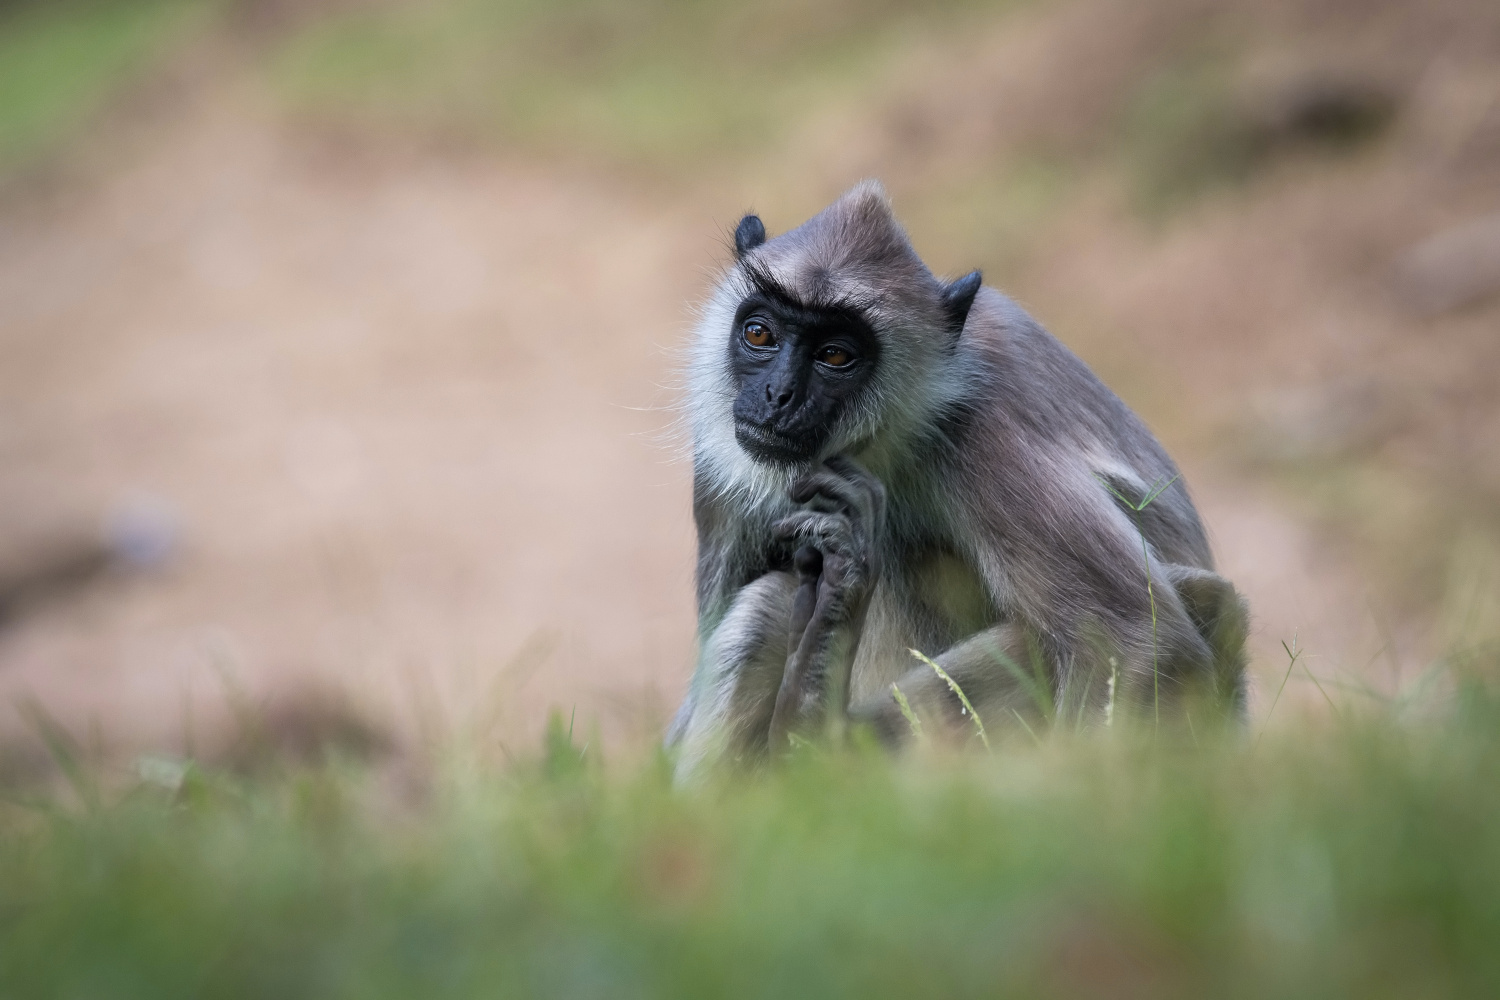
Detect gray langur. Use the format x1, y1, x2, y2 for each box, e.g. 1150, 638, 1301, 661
666, 181, 1247, 777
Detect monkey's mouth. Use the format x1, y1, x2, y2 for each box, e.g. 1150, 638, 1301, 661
734, 420, 817, 466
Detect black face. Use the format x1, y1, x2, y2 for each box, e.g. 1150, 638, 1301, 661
729, 285, 880, 466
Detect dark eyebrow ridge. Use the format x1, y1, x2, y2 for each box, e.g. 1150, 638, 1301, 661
739, 256, 875, 318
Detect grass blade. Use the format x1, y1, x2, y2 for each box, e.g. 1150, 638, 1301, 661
908, 649, 989, 751
1255, 635, 1302, 751
890, 683, 924, 740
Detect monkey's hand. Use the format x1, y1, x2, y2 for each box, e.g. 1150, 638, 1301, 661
767, 457, 886, 748
773, 455, 887, 626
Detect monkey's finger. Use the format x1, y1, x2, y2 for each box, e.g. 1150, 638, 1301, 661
773, 512, 856, 555
820, 455, 887, 527
822, 453, 872, 482
773, 510, 838, 539
793, 545, 823, 581
789, 470, 870, 520
772, 512, 812, 542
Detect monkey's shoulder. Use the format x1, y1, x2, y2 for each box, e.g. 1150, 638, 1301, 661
961, 291, 1132, 421
953, 292, 1185, 478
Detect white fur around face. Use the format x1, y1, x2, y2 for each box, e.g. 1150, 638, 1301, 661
682, 263, 979, 515
681, 274, 797, 515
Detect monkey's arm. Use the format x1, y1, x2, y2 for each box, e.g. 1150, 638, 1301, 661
669, 458, 884, 779
765, 457, 885, 748
765, 544, 866, 748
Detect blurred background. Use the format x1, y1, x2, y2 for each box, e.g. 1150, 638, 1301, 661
0, 0, 1497, 773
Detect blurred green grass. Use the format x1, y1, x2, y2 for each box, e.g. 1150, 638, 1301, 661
1, 0, 1384, 211
4, 671, 1500, 999
267, 0, 992, 165
0, 0, 210, 169
1, 6, 1496, 991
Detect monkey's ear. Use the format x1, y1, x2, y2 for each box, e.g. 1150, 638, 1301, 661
941, 270, 982, 332
734, 214, 767, 260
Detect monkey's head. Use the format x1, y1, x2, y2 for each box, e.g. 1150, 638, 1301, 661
689, 182, 981, 487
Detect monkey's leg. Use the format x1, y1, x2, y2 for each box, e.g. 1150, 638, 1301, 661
1162, 564, 1250, 717
850, 623, 1046, 747
767, 457, 886, 748
669, 571, 800, 782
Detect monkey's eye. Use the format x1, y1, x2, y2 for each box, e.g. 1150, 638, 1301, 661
817, 345, 853, 368
742, 321, 775, 349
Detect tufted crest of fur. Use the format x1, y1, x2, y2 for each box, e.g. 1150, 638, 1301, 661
686, 182, 978, 512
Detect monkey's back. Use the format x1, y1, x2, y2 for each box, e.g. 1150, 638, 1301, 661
947, 288, 1215, 572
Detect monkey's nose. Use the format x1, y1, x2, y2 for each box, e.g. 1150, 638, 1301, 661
766, 384, 793, 407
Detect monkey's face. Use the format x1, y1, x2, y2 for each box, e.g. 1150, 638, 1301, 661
727, 289, 880, 467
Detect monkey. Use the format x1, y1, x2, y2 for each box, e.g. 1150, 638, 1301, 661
665, 181, 1247, 779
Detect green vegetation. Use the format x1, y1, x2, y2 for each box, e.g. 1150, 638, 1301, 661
1120, 45, 1397, 215
0, 0, 209, 169
1, 3, 1494, 995
267, 0, 989, 165
4, 668, 1499, 999
1119, 50, 1258, 213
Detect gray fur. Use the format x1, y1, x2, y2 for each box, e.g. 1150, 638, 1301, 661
671, 181, 1247, 775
